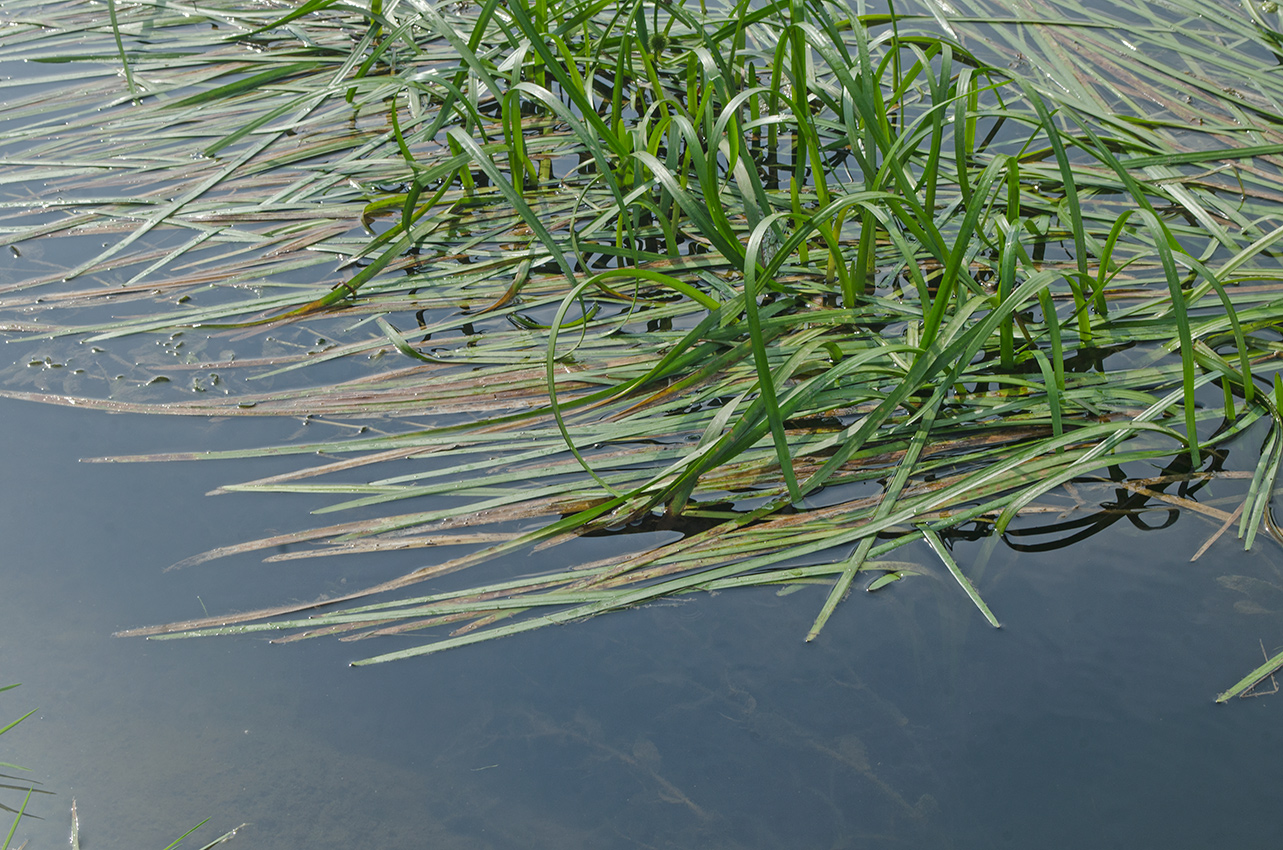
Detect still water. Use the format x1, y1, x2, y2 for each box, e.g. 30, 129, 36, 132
0, 0, 1280, 843
1, 394, 1281, 848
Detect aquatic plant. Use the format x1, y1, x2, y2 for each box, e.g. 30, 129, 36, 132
0, 0, 1281, 671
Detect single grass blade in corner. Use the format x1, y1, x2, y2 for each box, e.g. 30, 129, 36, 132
1, 788, 30, 850
0, 709, 36, 738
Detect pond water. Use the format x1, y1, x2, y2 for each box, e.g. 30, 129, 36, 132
1, 393, 1282, 849
1, 0, 1282, 845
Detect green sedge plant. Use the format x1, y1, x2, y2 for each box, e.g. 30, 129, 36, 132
0, 0, 1279, 689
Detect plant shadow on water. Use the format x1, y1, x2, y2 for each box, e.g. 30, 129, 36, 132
2, 0, 1283, 845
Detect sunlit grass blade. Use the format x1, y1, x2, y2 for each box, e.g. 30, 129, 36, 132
1215, 645, 1283, 703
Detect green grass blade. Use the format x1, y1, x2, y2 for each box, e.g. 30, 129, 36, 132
922, 526, 1000, 627
1216, 646, 1283, 703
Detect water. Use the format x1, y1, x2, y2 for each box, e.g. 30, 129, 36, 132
1, 394, 1281, 849
1, 0, 1282, 845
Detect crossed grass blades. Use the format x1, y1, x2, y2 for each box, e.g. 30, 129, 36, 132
2, 0, 1283, 684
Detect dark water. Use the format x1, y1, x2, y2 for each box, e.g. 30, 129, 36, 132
1, 396, 1282, 849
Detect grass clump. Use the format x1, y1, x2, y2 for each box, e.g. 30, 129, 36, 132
0, 0, 1282, 665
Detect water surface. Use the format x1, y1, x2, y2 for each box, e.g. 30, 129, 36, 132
1, 396, 1281, 849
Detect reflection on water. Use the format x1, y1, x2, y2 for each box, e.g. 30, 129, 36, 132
0, 398, 1281, 848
